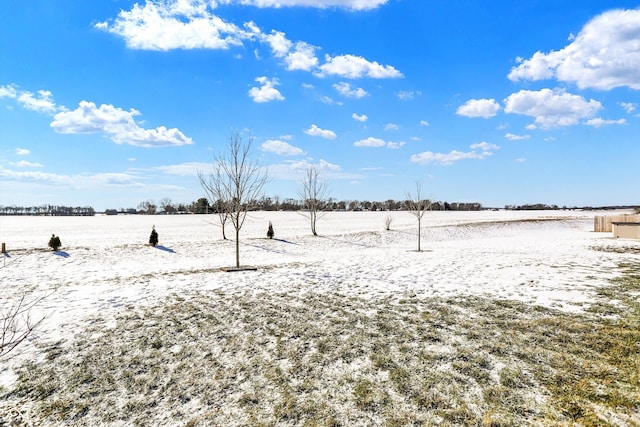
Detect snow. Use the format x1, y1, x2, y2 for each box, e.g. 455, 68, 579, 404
0, 210, 638, 389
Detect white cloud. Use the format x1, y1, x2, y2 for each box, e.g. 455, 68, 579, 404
354, 136, 404, 149
456, 98, 500, 118
319, 95, 341, 105
0, 165, 145, 188
397, 90, 420, 100
268, 158, 355, 181
508, 8, 640, 90
263, 30, 292, 57
504, 88, 602, 129
17, 90, 58, 114
0, 84, 18, 99
386, 141, 405, 149
154, 162, 211, 176
420, 120, 430, 126
50, 101, 193, 147
354, 137, 385, 147
1, 85, 60, 114
515, 158, 527, 163
384, 123, 399, 131
410, 142, 499, 166
620, 102, 637, 113
504, 133, 530, 141
248, 76, 285, 103
284, 42, 318, 71
226, 0, 389, 10
333, 82, 368, 98
95, 1, 249, 51
352, 113, 368, 122
261, 139, 305, 156
470, 141, 499, 152
585, 118, 626, 128
15, 148, 30, 156
97, 1, 402, 83
318, 54, 403, 79
11, 160, 43, 168
304, 124, 336, 139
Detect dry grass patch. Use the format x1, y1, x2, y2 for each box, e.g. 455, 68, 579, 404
2, 263, 639, 426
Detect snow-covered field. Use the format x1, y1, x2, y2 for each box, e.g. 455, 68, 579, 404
1, 210, 639, 425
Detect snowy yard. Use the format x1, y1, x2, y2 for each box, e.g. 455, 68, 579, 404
0, 211, 639, 425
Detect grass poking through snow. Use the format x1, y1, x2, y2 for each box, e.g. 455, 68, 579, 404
2, 262, 639, 426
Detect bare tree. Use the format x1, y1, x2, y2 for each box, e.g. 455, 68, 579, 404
138, 199, 156, 215
159, 198, 175, 214
199, 132, 269, 268
1, 294, 45, 359
213, 199, 230, 240
299, 165, 329, 236
406, 182, 431, 252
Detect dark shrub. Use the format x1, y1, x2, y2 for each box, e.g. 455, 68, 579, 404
149, 226, 159, 247
48, 234, 61, 251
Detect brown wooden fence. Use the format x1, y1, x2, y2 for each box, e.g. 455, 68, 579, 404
594, 214, 640, 232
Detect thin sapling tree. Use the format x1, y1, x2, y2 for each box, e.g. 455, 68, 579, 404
199, 131, 269, 269
406, 182, 431, 252
299, 165, 328, 237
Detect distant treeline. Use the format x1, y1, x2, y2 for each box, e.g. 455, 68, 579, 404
0, 205, 95, 216
504, 204, 640, 211
109, 197, 484, 215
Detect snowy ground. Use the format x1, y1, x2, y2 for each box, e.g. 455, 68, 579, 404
0, 210, 639, 425
1, 210, 637, 382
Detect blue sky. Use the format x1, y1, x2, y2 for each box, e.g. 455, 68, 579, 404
1, 0, 639, 211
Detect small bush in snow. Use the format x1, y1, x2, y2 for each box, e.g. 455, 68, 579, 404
48, 234, 61, 251
149, 226, 159, 247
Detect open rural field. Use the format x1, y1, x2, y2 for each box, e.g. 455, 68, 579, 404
1, 210, 639, 426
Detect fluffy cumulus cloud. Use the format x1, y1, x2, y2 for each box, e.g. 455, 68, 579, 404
15, 148, 31, 156
456, 98, 500, 118
304, 124, 336, 139
333, 82, 369, 98
620, 102, 637, 114
284, 42, 319, 71
352, 113, 368, 122
318, 54, 403, 79
2, 85, 192, 147
97, 1, 403, 82
248, 76, 285, 102
354, 137, 405, 149
95, 1, 248, 51
50, 101, 193, 147
508, 8, 640, 90
503, 88, 602, 129
411, 142, 498, 166
1, 84, 60, 114
261, 139, 305, 156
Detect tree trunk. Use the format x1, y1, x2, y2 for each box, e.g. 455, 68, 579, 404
235, 227, 240, 268
417, 217, 421, 252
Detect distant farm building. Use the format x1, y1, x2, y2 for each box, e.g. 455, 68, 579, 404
612, 222, 640, 240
